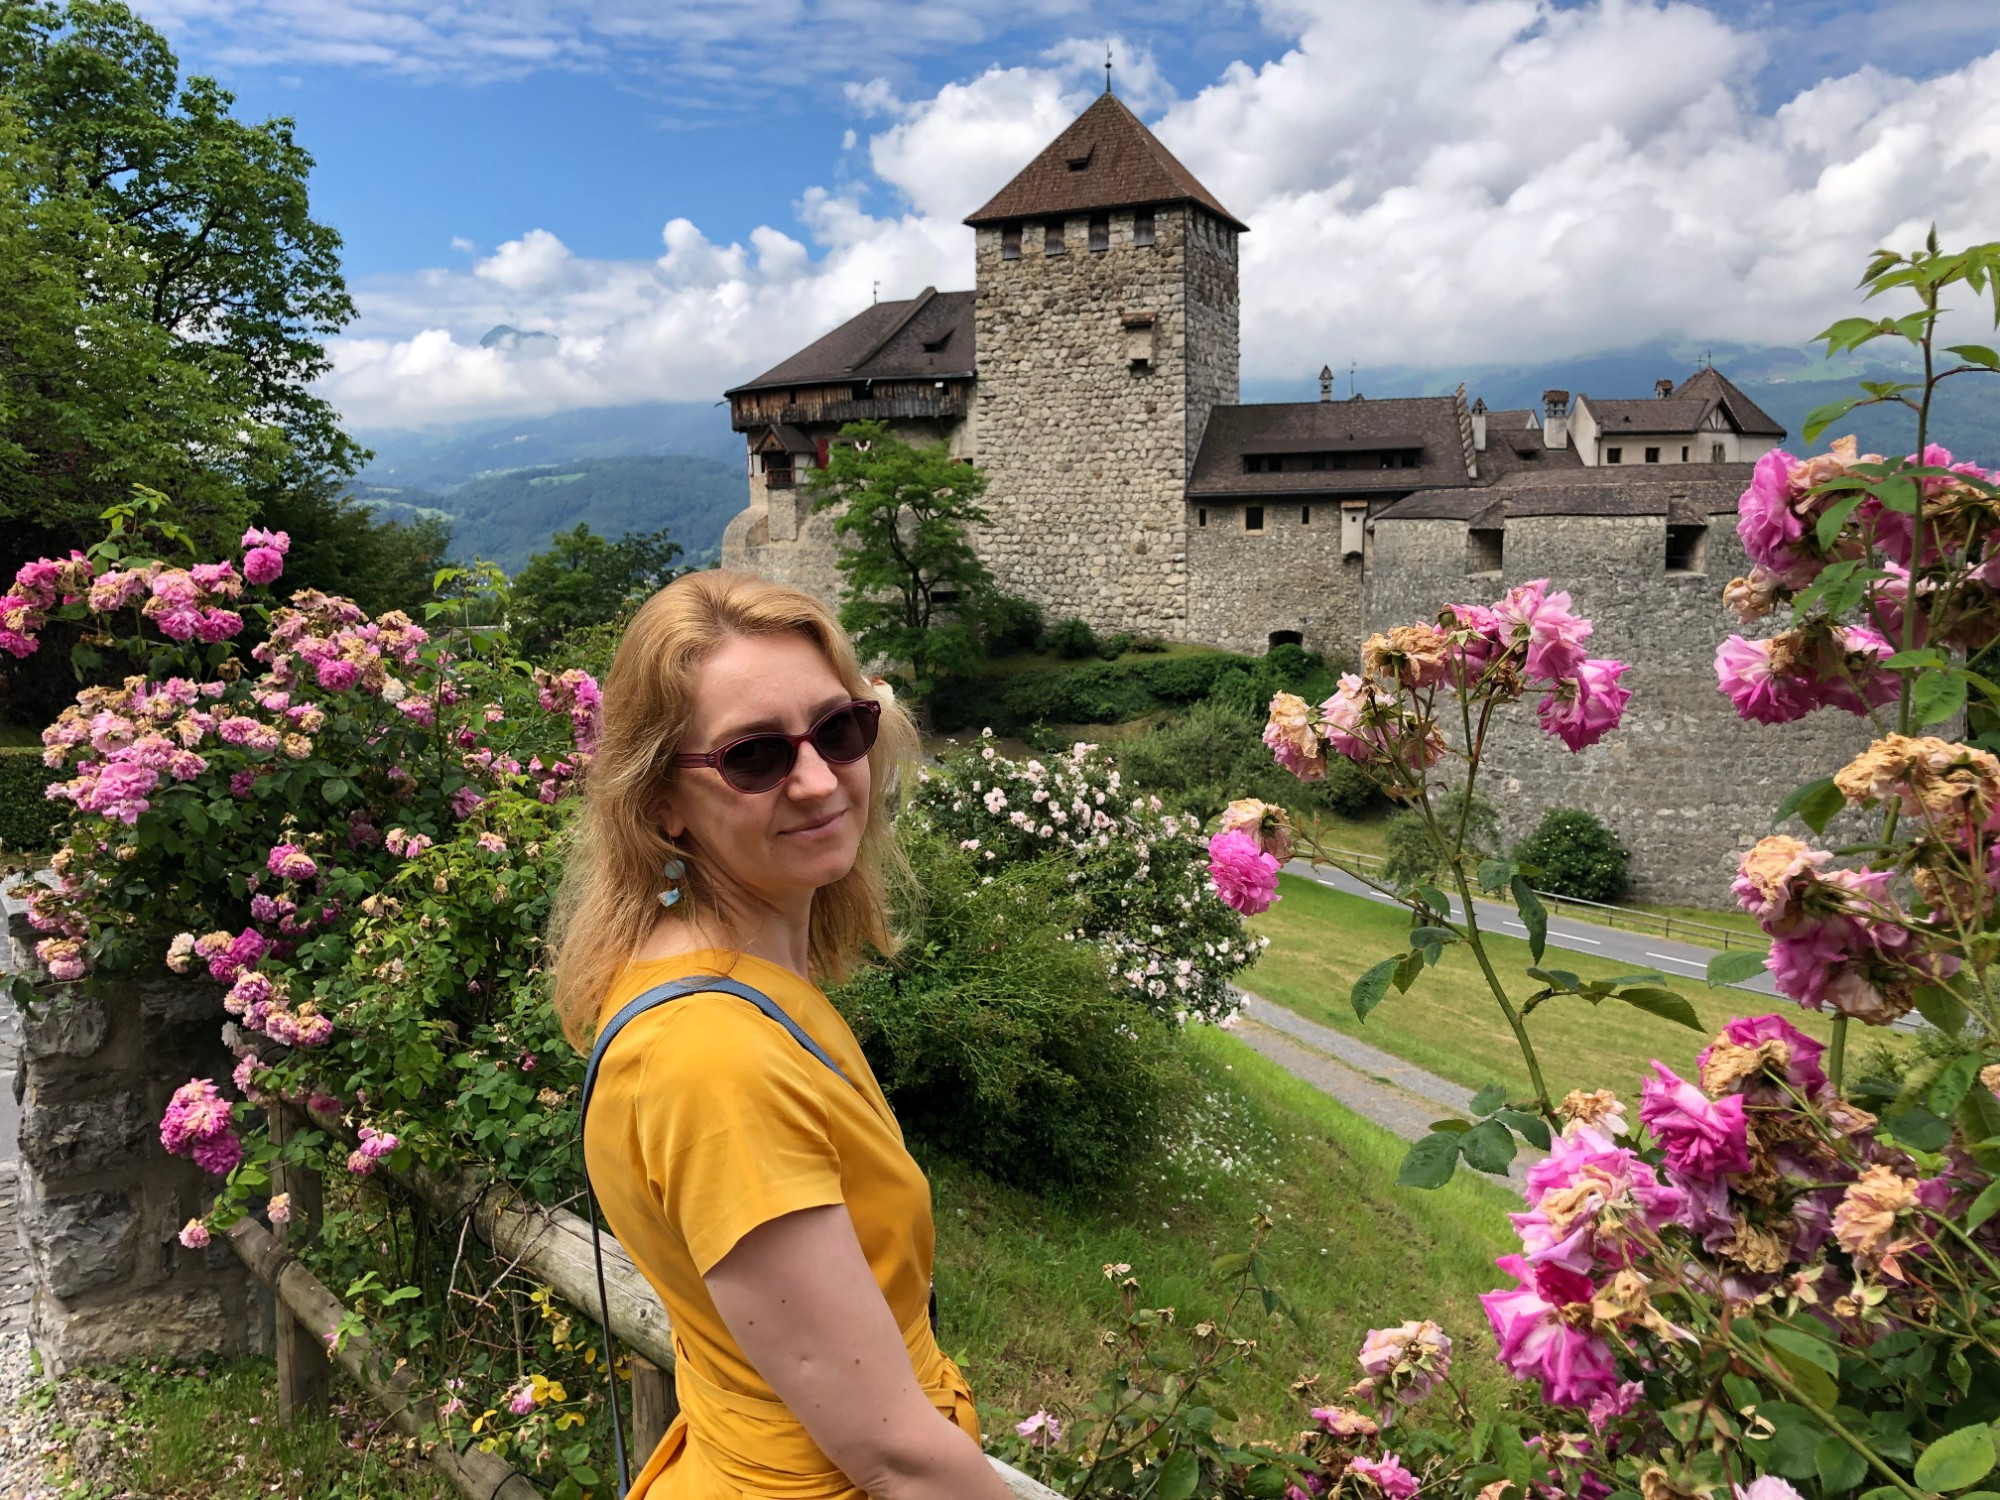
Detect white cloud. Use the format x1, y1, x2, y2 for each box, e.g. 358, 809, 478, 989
323, 1, 2000, 429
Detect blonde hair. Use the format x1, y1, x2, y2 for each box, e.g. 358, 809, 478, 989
548, 570, 917, 1048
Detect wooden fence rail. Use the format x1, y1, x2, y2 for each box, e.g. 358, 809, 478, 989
277, 1101, 1064, 1499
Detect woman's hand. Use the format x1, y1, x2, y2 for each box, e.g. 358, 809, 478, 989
705, 1204, 1012, 1500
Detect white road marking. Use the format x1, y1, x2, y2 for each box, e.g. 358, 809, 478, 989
1504, 919, 1601, 946
1645, 951, 1710, 970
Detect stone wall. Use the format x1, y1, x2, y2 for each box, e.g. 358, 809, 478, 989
4, 908, 265, 1374
971, 206, 1238, 638
1186, 497, 1364, 657
1363, 512, 1870, 906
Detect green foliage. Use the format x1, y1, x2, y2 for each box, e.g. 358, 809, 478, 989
806, 421, 994, 695
255, 485, 450, 623
1049, 616, 1099, 658
1381, 783, 1500, 891
835, 838, 1186, 1195
1113, 700, 1381, 824
0, 0, 360, 549
1512, 807, 1631, 903
510, 522, 683, 659
0, 746, 59, 855
979, 592, 1046, 653
931, 643, 1350, 739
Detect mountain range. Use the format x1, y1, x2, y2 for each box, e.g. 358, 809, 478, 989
344, 339, 1997, 576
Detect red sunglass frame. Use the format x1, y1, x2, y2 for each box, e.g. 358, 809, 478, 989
671, 698, 881, 792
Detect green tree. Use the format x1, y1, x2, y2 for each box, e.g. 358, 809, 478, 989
806, 421, 993, 695
0, 0, 360, 553
510, 523, 684, 658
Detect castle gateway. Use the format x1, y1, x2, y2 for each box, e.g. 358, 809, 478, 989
720, 94, 1861, 906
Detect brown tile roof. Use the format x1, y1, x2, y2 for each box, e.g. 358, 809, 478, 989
1583, 397, 1715, 433
1189, 397, 1473, 498
1375, 465, 1753, 521
725, 288, 976, 395
1676, 367, 1786, 436
964, 93, 1247, 232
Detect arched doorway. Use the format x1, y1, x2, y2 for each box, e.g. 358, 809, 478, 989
1267, 630, 1303, 649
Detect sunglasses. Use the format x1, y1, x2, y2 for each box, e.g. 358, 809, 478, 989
672, 699, 881, 794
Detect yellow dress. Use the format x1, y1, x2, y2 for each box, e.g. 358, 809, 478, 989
581, 949, 979, 1498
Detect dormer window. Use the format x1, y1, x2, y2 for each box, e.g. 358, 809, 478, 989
1066, 147, 1093, 172
1001, 224, 1021, 261
1134, 209, 1155, 247
921, 328, 952, 352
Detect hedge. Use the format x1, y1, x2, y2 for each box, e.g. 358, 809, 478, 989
0, 747, 61, 856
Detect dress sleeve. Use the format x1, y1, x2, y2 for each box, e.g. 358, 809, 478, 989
630, 995, 847, 1275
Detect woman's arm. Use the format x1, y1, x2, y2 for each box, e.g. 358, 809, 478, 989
704, 1203, 1012, 1500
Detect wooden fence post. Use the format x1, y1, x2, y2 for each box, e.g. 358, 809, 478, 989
270, 1103, 330, 1423
628, 1355, 672, 1463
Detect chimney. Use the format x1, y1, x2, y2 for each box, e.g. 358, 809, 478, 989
1319, 364, 1334, 402
1655, 377, 1675, 399
1542, 389, 1570, 450
1470, 396, 1488, 453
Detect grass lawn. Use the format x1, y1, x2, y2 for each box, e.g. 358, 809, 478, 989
54, 1360, 447, 1499
934, 1024, 1516, 1440
1247, 873, 1863, 1104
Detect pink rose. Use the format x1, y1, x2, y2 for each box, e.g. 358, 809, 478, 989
1479, 1255, 1621, 1406
1207, 829, 1281, 916
1638, 1063, 1750, 1179
1347, 1452, 1419, 1499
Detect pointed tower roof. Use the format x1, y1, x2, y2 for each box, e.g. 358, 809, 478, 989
964, 93, 1247, 232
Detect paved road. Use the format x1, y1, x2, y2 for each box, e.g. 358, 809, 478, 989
1289, 860, 1781, 999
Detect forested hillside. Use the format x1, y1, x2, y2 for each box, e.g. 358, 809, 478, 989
352, 453, 743, 572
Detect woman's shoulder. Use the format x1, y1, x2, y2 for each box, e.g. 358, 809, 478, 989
596, 959, 825, 1087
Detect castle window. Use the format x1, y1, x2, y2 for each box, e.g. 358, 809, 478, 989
1606, 446, 1624, 464
1300, 506, 1311, 526
1468, 526, 1503, 575
1645, 446, 1661, 464
1089, 215, 1109, 253
1001, 224, 1021, 260
1245, 506, 1265, 533
1198, 507, 1208, 527
1680, 445, 1690, 461
1310, 454, 1326, 471
762, 452, 795, 489
1711, 442, 1726, 462
1045, 221, 1065, 256
1666, 523, 1708, 575
1268, 630, 1303, 648
1134, 209, 1155, 247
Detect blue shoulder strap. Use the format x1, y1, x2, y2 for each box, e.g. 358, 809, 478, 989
577, 972, 856, 1498
581, 974, 853, 1122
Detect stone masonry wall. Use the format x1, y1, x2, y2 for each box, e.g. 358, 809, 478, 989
1187, 498, 1363, 657
1363, 513, 1870, 907
4, 908, 266, 1374
971, 206, 1237, 638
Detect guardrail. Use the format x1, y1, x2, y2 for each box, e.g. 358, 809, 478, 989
1313, 847, 1769, 953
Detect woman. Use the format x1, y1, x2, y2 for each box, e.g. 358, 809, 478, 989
552, 571, 1010, 1500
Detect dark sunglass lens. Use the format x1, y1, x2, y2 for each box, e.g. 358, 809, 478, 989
812, 705, 876, 763
720, 735, 794, 791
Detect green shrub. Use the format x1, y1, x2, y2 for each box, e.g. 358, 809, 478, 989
1381, 783, 1501, 891
1113, 700, 1381, 823
1514, 807, 1631, 903
0, 747, 60, 857
1048, 616, 1099, 658
1098, 630, 1135, 659
833, 838, 1187, 1195
979, 593, 1045, 653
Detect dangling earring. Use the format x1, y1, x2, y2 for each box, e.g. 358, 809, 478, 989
658, 856, 687, 909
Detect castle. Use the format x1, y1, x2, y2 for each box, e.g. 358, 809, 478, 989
720, 93, 1863, 905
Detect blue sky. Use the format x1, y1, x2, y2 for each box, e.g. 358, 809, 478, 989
133, 0, 2000, 429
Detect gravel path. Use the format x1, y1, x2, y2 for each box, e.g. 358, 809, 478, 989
1230, 988, 1535, 1186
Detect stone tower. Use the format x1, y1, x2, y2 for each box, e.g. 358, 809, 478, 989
963, 93, 1243, 637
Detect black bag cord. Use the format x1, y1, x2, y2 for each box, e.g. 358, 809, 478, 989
577, 975, 857, 1498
